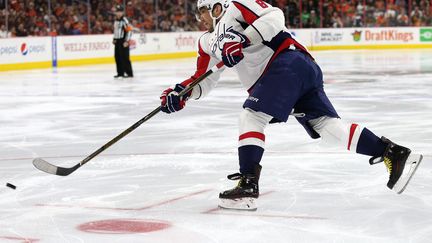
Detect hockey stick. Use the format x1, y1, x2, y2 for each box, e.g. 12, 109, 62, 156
33, 61, 225, 176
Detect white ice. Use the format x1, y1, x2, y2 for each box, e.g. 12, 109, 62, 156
0, 49, 432, 243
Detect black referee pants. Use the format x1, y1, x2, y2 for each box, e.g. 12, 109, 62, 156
114, 40, 133, 77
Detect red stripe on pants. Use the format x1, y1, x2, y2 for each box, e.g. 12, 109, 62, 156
348, 123, 358, 151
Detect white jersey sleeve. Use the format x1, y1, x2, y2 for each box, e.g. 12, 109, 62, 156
180, 33, 221, 100
227, 0, 286, 44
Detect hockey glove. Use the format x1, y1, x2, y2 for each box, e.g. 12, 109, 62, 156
221, 29, 250, 68
160, 84, 191, 114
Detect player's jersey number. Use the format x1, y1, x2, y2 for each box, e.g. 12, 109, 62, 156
255, 0, 268, 8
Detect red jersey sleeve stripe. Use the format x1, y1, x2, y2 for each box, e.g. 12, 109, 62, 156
181, 40, 210, 87
233, 1, 259, 25
239, 132, 265, 141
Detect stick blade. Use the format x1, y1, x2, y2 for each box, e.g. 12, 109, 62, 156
33, 158, 60, 175
33, 158, 79, 176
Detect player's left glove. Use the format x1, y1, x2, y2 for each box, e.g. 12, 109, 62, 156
221, 29, 250, 68
160, 84, 191, 114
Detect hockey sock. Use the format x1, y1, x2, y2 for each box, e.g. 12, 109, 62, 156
311, 117, 386, 157
346, 123, 387, 156
238, 109, 272, 174
355, 127, 387, 157
239, 145, 264, 174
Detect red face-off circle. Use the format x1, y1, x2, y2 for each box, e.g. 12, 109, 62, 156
78, 219, 171, 234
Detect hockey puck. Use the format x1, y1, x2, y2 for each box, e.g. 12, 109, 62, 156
6, 183, 16, 190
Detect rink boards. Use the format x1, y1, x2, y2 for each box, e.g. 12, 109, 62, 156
1, 27, 432, 71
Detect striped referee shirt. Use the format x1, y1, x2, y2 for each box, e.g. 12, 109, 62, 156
113, 16, 132, 41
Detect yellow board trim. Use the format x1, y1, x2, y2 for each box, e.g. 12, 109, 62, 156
308, 44, 432, 51
0, 61, 52, 71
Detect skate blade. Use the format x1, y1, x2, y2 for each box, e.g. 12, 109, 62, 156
393, 154, 423, 194
218, 198, 257, 211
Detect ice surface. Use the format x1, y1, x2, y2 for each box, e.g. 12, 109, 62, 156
0, 49, 431, 243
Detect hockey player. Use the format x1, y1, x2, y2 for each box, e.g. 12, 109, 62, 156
159, 0, 423, 210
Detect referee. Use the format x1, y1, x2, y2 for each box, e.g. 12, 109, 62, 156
113, 4, 133, 78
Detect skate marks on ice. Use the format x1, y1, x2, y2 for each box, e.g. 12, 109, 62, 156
0, 236, 39, 243
203, 191, 328, 220
35, 186, 326, 221
35, 188, 212, 211
204, 209, 327, 220
1, 154, 336, 242
1, 152, 431, 243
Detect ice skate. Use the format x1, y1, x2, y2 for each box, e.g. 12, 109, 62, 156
219, 165, 261, 211
370, 137, 423, 194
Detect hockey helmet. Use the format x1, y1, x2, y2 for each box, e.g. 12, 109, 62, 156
196, 0, 231, 28
197, 0, 230, 13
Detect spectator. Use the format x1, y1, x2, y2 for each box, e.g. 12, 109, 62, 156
26, 1, 36, 18
59, 21, 74, 35
375, 12, 386, 27
159, 19, 171, 31
286, 0, 299, 28
301, 10, 311, 27
15, 22, 28, 36
0, 24, 11, 38
339, 0, 353, 26
322, 2, 335, 27
411, 6, 424, 26
92, 20, 104, 34
125, 1, 136, 18
397, 8, 410, 26
331, 12, 344, 28
422, 1, 432, 25
0, 0, 429, 36
385, 3, 398, 26
304, 10, 320, 28
143, 15, 154, 30
352, 2, 364, 27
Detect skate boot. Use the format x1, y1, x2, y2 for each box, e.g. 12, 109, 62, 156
369, 137, 423, 194
218, 165, 261, 211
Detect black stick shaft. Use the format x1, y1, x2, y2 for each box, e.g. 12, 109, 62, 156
80, 106, 161, 166
78, 61, 224, 168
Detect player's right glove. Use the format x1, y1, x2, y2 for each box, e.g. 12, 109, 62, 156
221, 29, 250, 68
160, 84, 191, 114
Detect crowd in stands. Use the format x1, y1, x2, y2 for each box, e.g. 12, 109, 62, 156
0, 0, 431, 37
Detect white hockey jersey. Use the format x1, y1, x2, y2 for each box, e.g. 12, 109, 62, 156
182, 0, 311, 100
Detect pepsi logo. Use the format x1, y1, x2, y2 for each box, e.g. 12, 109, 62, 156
21, 43, 29, 55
